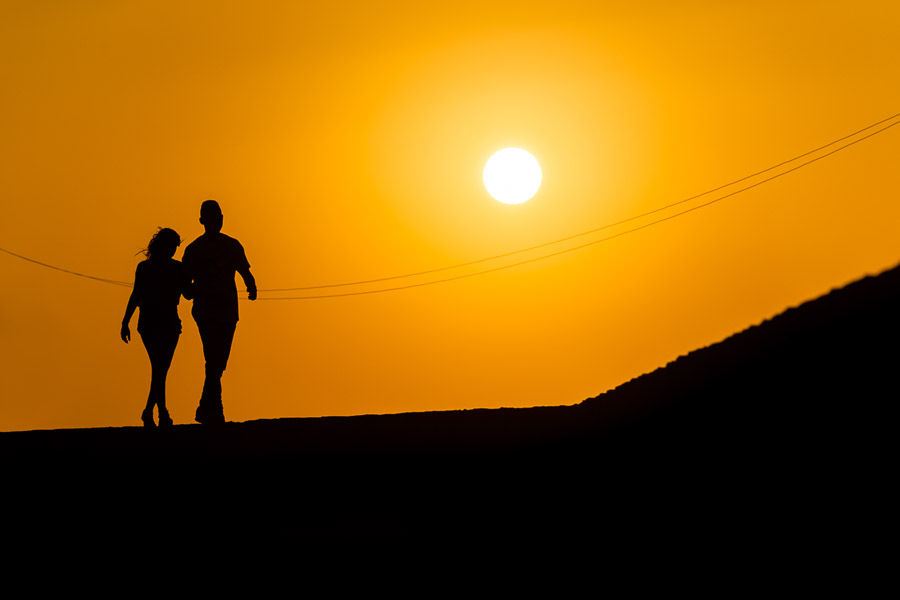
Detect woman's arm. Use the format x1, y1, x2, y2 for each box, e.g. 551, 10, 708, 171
180, 249, 194, 300
181, 263, 194, 300
121, 264, 143, 343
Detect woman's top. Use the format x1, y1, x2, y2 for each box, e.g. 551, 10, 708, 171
133, 258, 186, 334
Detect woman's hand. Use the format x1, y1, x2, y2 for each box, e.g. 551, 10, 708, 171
121, 323, 131, 343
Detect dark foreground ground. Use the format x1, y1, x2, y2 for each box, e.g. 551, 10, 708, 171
2, 263, 897, 565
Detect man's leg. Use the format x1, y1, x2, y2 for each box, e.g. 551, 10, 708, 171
195, 318, 237, 424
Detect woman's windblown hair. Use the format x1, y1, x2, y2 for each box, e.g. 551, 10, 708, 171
142, 227, 181, 260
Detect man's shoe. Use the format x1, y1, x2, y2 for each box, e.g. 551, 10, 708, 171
158, 410, 173, 428
195, 406, 225, 425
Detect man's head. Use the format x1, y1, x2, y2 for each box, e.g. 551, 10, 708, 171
200, 199, 223, 233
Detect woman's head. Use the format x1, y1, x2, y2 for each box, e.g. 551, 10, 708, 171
144, 227, 181, 260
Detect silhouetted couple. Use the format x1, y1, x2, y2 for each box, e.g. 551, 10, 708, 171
121, 200, 257, 427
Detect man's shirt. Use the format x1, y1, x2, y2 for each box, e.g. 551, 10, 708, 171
182, 232, 250, 322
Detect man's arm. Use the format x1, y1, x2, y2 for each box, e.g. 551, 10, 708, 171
238, 265, 257, 301
235, 240, 256, 301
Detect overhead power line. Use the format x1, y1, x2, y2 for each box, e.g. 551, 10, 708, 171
260, 111, 900, 293
2, 112, 898, 298
0, 246, 133, 287
260, 113, 900, 299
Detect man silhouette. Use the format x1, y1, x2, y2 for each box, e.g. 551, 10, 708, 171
182, 200, 257, 425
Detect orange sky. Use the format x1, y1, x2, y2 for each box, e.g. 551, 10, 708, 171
2, 0, 899, 431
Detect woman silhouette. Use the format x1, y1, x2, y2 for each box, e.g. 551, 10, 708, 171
121, 228, 187, 428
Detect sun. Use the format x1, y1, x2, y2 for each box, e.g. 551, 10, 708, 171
483, 148, 542, 205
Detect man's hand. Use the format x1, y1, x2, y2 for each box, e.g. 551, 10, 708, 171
121, 323, 131, 343
248, 287, 257, 301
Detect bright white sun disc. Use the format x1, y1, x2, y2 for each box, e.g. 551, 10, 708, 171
483, 148, 542, 204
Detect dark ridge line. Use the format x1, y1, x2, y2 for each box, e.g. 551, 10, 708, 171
584, 262, 900, 401
3, 259, 898, 446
